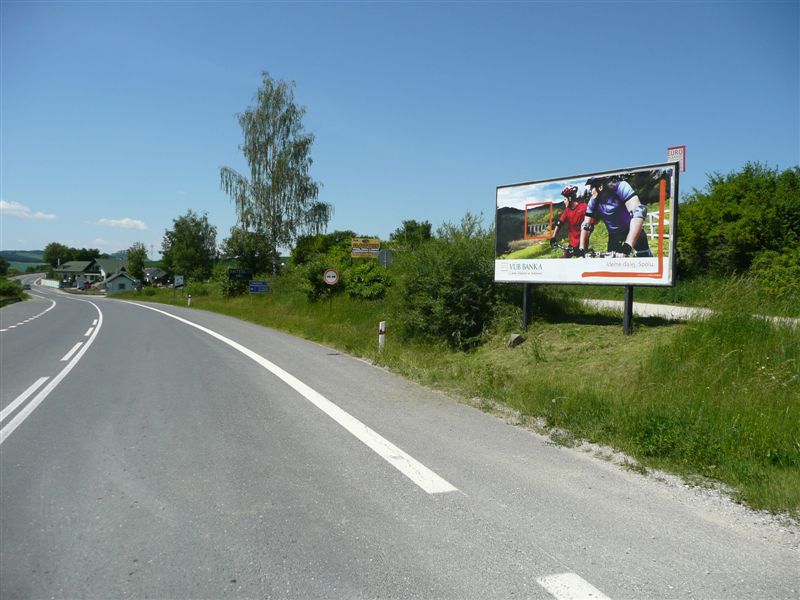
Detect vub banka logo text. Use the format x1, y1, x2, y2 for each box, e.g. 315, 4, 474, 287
509, 262, 543, 271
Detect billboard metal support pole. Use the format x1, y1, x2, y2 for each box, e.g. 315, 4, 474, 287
522, 283, 530, 330
623, 286, 634, 335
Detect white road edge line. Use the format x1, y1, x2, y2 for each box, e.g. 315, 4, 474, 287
0, 301, 103, 445
125, 301, 458, 495
60, 342, 84, 362
0, 377, 50, 424
536, 573, 612, 600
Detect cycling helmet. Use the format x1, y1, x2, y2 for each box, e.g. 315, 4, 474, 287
586, 176, 608, 189
561, 185, 579, 199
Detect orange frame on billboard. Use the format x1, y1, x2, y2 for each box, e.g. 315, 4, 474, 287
523, 202, 554, 241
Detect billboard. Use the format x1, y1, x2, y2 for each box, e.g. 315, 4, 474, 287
495, 163, 678, 286
352, 237, 381, 258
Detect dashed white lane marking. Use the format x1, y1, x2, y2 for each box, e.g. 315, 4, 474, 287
0, 296, 56, 332
536, 573, 612, 600
0, 301, 103, 446
61, 342, 84, 362
125, 301, 458, 495
0, 377, 50, 424
83, 327, 94, 337
92, 319, 98, 325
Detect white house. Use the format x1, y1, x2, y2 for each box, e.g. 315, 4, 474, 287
105, 272, 138, 294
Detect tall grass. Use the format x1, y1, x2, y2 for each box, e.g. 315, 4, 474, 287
123, 277, 799, 516
627, 279, 799, 510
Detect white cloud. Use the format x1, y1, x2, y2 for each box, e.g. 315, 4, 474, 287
96, 217, 147, 230
0, 199, 56, 220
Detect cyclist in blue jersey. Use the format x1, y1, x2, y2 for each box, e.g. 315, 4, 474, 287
577, 176, 652, 257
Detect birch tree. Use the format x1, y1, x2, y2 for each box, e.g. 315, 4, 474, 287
220, 72, 331, 275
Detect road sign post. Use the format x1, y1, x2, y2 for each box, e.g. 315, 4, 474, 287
323, 269, 339, 313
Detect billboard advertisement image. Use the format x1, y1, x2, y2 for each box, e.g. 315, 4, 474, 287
495, 163, 678, 286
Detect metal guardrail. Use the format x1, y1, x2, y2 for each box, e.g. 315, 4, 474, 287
0, 296, 22, 307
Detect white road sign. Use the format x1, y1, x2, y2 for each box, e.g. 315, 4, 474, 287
323, 269, 339, 285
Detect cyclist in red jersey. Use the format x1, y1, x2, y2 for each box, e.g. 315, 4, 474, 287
550, 185, 587, 258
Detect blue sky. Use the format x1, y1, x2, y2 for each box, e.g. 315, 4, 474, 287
2, 1, 798, 257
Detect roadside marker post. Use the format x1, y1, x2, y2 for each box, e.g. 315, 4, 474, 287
378, 321, 386, 352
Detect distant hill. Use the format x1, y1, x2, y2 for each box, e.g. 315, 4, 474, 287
495, 207, 526, 255
1, 250, 45, 263
1, 250, 47, 273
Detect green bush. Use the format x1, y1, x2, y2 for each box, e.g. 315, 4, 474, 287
212, 263, 248, 297
0, 279, 23, 297
344, 260, 391, 300
677, 163, 799, 277
291, 230, 397, 302
389, 213, 500, 350
292, 230, 356, 267
184, 280, 217, 297
748, 247, 800, 308
296, 255, 343, 301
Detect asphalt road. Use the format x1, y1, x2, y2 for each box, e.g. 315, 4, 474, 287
1, 283, 798, 599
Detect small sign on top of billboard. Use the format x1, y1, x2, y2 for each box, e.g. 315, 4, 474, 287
352, 238, 381, 258
667, 145, 686, 172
